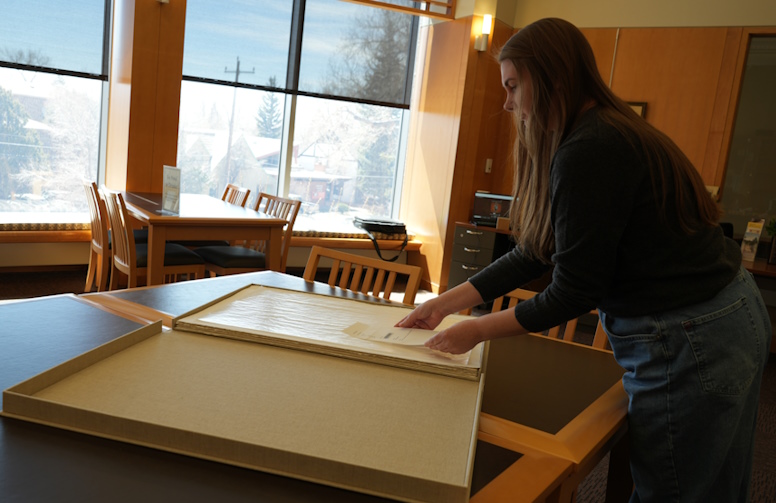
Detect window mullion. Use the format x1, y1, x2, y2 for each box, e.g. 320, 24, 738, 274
278, 94, 298, 198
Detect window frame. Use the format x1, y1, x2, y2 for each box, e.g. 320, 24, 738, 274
0, 0, 113, 195
178, 0, 419, 221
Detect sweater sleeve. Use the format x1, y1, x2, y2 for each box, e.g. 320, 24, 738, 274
468, 245, 552, 304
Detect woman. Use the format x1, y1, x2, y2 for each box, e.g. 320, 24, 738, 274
397, 18, 770, 502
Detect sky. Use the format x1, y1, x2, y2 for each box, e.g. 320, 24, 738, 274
0, 0, 105, 74
0, 0, 365, 90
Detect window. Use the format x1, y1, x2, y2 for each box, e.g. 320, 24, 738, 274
177, 0, 418, 231
719, 36, 776, 237
0, 0, 109, 219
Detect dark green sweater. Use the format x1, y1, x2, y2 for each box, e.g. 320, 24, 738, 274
469, 108, 741, 333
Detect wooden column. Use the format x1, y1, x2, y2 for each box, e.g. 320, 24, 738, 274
401, 16, 515, 293
105, 0, 186, 192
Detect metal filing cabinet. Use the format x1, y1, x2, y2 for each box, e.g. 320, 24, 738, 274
448, 223, 515, 288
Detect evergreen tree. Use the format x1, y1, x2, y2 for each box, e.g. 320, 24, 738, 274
256, 76, 282, 139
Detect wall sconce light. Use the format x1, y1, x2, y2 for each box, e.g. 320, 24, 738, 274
475, 14, 492, 52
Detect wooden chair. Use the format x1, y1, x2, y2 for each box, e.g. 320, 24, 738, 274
558, 310, 611, 350
193, 192, 301, 275
490, 288, 611, 350
221, 183, 251, 207
303, 245, 422, 305
103, 190, 206, 289
83, 180, 111, 292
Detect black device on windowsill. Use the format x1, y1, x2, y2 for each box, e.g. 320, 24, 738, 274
471, 192, 513, 227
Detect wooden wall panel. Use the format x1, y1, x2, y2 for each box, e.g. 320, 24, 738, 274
609, 28, 731, 181
105, 0, 136, 190
581, 28, 618, 85
125, 0, 162, 191
400, 19, 471, 292
469, 21, 518, 197
443, 19, 516, 290
106, 0, 185, 192
151, 0, 187, 192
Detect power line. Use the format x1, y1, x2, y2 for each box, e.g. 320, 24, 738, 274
223, 57, 254, 184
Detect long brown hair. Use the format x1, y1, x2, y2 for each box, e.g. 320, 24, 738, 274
499, 18, 719, 263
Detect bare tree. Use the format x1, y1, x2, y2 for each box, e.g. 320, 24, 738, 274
0, 86, 42, 199
323, 9, 411, 103
1, 48, 51, 67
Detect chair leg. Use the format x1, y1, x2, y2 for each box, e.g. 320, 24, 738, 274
84, 250, 97, 293
96, 255, 109, 292
109, 266, 120, 291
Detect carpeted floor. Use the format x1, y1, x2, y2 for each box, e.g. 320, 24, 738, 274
2, 268, 775, 502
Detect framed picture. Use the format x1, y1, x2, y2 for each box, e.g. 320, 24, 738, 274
628, 102, 647, 118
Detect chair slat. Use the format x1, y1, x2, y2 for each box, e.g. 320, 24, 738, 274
303, 246, 422, 305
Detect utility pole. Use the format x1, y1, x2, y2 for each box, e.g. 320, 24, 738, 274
224, 57, 254, 185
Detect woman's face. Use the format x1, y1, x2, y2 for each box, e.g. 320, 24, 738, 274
500, 60, 532, 120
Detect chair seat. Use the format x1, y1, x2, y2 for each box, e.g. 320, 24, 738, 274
108, 228, 149, 245
135, 243, 206, 268
133, 228, 149, 244
194, 246, 266, 269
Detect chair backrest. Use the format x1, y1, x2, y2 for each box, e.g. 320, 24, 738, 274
103, 190, 137, 281
490, 289, 561, 338
491, 288, 611, 350
303, 245, 422, 305
561, 311, 611, 350
221, 183, 251, 207
83, 181, 109, 254
252, 192, 302, 271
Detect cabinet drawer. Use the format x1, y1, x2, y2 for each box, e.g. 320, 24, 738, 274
448, 260, 485, 287
452, 243, 493, 267
453, 226, 497, 249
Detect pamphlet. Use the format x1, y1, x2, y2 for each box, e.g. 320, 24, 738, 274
162, 165, 181, 214
344, 322, 434, 346
741, 219, 765, 261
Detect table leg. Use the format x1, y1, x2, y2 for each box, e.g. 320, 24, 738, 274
147, 225, 167, 286
265, 226, 282, 272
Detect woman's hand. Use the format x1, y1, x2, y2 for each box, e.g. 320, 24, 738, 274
395, 297, 447, 330
424, 318, 484, 354
424, 308, 528, 355
396, 281, 485, 331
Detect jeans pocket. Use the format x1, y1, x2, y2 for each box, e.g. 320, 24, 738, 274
682, 297, 761, 396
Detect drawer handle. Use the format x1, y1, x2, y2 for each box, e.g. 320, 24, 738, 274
465, 230, 483, 236
461, 264, 480, 271
463, 247, 480, 253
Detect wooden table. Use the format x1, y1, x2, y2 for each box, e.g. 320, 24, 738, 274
122, 192, 287, 285
2, 277, 576, 503
82, 271, 631, 501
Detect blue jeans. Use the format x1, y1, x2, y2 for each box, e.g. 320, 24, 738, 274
601, 266, 771, 503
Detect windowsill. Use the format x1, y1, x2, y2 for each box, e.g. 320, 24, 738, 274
0, 213, 91, 243
0, 212, 419, 249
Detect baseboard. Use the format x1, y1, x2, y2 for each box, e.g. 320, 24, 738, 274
0, 264, 88, 274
